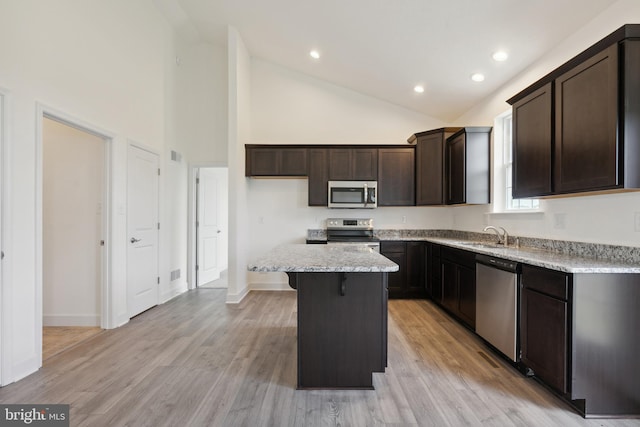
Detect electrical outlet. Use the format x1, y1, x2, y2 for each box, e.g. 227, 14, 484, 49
635, 212, 640, 232
402, 216, 407, 224
554, 213, 566, 229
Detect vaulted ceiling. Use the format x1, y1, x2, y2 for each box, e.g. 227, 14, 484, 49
154, 0, 619, 121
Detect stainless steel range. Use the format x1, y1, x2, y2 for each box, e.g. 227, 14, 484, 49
326, 218, 380, 252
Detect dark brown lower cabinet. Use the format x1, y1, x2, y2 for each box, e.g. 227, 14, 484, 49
439, 247, 476, 329
425, 243, 442, 301
521, 265, 570, 394
381, 241, 426, 298
519, 265, 640, 417
521, 286, 569, 394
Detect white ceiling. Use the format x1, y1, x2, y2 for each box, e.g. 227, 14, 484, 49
155, 0, 619, 122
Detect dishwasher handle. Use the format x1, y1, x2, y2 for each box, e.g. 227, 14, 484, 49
476, 254, 520, 273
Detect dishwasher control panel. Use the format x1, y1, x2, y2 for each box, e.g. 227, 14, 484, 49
476, 254, 519, 272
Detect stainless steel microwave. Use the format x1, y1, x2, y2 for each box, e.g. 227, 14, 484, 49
328, 181, 377, 209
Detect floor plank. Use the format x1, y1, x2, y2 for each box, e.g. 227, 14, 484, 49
2, 289, 639, 426
43, 326, 103, 361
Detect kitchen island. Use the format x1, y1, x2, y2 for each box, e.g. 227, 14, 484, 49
248, 244, 398, 389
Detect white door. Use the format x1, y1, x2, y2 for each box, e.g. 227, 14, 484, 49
127, 145, 159, 317
197, 168, 221, 285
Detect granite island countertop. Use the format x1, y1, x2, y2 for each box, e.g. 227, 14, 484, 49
248, 244, 399, 273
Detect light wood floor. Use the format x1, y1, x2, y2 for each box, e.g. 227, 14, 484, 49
1, 289, 638, 426
43, 327, 103, 361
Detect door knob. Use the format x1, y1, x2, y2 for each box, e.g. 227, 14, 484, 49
130, 237, 141, 243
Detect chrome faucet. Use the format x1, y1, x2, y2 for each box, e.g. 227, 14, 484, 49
483, 226, 509, 246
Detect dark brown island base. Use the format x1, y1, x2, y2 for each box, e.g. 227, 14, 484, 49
288, 272, 387, 389
248, 244, 398, 389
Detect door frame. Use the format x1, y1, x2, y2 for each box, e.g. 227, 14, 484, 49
36, 103, 115, 361
0, 88, 10, 385
187, 162, 227, 290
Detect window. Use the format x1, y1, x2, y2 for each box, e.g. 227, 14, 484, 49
501, 113, 539, 211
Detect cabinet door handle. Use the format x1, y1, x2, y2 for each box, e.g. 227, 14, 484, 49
340, 273, 346, 296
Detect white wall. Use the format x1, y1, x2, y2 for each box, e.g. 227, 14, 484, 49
0, 0, 180, 384
452, 0, 640, 247
43, 118, 103, 327
251, 59, 442, 145
175, 41, 228, 163
162, 154, 189, 298
227, 27, 252, 302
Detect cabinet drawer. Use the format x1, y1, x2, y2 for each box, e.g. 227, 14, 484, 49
521, 265, 570, 300
380, 241, 405, 253
441, 246, 475, 268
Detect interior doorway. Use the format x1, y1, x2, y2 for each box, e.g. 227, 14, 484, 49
42, 116, 107, 360
190, 166, 228, 289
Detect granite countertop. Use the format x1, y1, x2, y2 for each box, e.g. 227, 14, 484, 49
248, 244, 400, 273
425, 237, 640, 274
306, 229, 640, 274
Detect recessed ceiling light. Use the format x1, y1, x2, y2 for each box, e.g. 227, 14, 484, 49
414, 85, 424, 93
492, 51, 508, 62
471, 73, 485, 82
309, 50, 320, 59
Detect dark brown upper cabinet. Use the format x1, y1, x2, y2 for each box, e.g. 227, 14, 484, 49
308, 148, 329, 206
245, 146, 308, 177
508, 25, 640, 198
378, 148, 415, 206
329, 148, 378, 181
555, 44, 618, 193
512, 83, 553, 198
410, 128, 461, 205
445, 127, 491, 205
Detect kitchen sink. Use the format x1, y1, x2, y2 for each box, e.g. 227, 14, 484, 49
459, 242, 508, 250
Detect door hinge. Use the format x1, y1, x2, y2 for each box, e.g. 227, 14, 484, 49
158, 168, 161, 176
157, 276, 160, 284
100, 240, 105, 246
196, 178, 200, 184
196, 221, 199, 227
196, 265, 199, 271
157, 222, 160, 230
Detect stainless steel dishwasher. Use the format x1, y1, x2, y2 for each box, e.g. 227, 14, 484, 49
475, 254, 521, 362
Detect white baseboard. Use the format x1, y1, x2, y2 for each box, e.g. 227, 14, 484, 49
249, 281, 293, 291
161, 281, 188, 303
226, 286, 250, 304
43, 315, 100, 327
